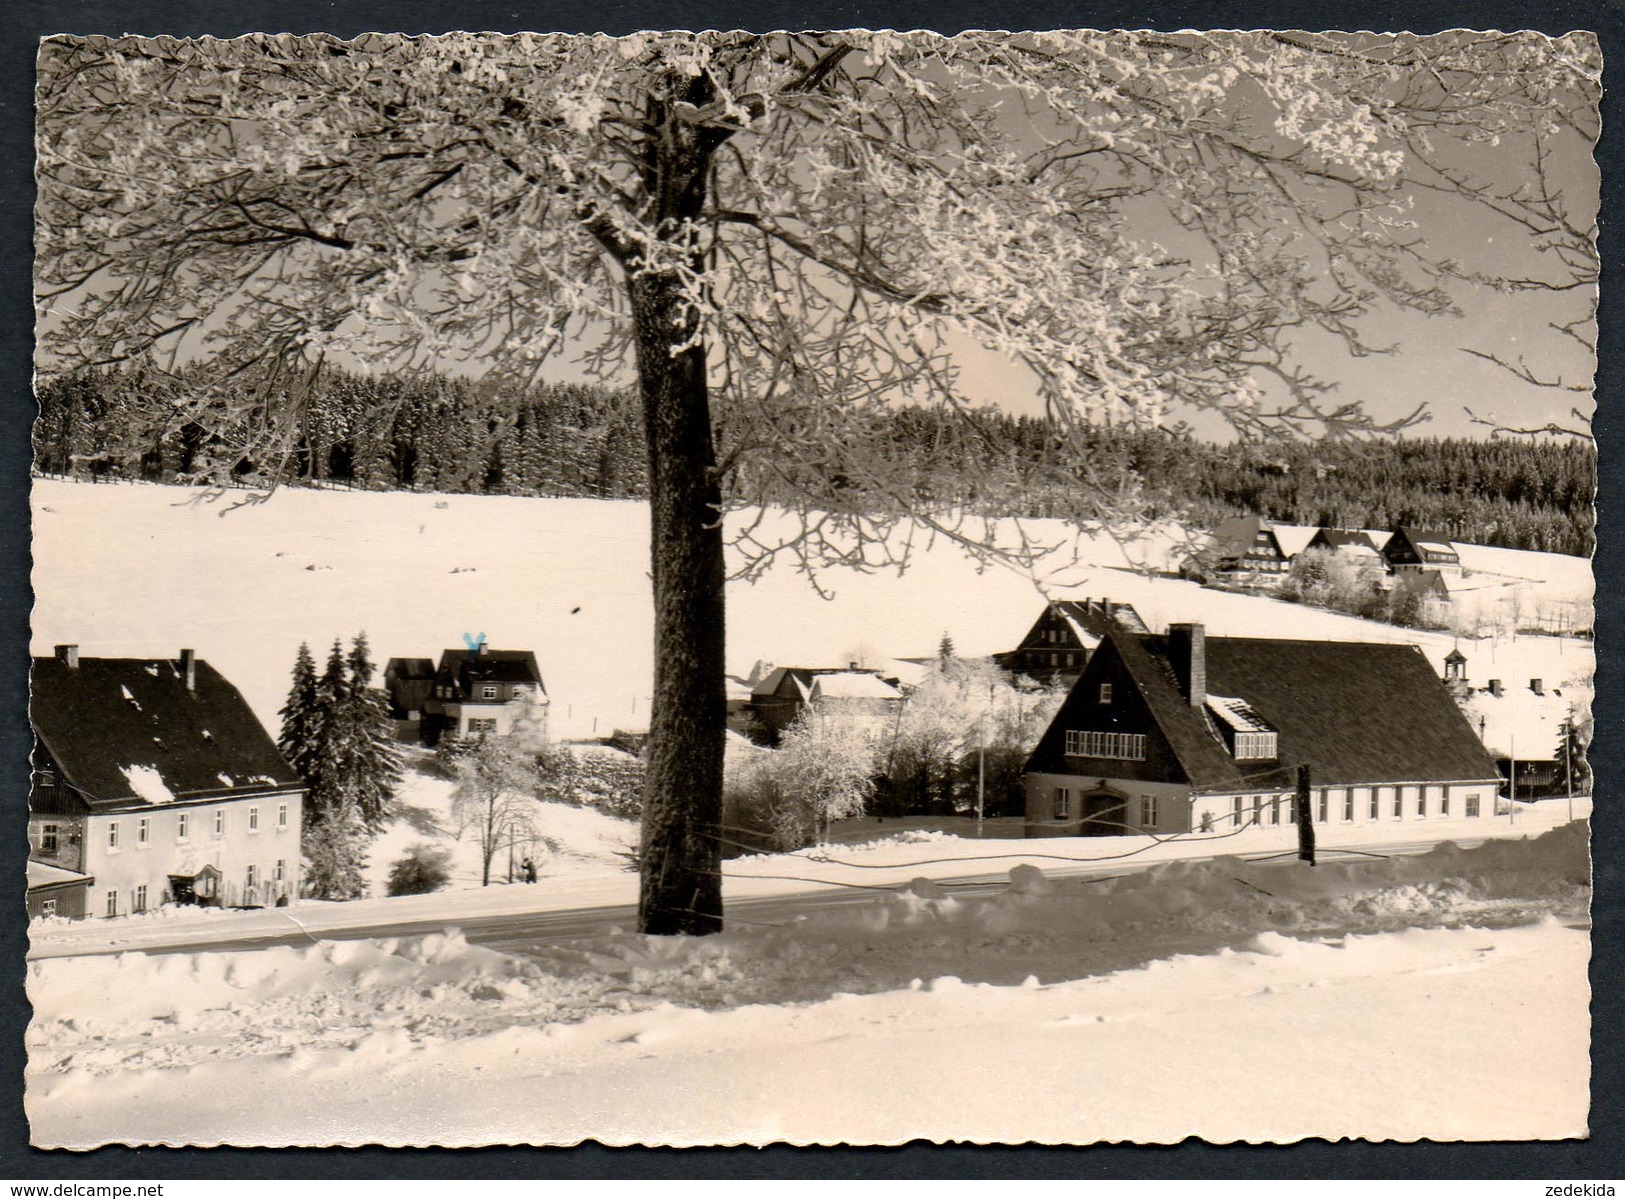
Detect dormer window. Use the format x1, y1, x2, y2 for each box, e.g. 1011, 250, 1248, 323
1206, 695, 1278, 761
481, 684, 499, 700
1233, 731, 1278, 760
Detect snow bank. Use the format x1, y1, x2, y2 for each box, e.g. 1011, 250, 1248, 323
27, 822, 1589, 1146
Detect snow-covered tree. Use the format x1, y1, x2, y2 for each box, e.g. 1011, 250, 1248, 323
302, 799, 369, 900
35, 31, 1599, 933
341, 632, 403, 831
452, 733, 542, 887
735, 702, 880, 848
277, 641, 319, 782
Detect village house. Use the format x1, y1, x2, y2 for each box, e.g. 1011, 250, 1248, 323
28, 645, 305, 919
1023, 624, 1501, 838
745, 665, 904, 744
1382, 527, 1464, 577
1303, 527, 1387, 577
412, 645, 547, 744
997, 598, 1148, 686
1194, 515, 1294, 585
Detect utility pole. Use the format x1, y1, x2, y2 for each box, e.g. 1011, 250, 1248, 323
1295, 764, 1315, 866
976, 713, 986, 837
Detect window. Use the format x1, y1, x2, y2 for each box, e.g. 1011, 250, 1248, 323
1251, 796, 1262, 825
214, 809, 225, 837
105, 889, 118, 918
1269, 797, 1280, 825
1465, 792, 1481, 818
1286, 796, 1296, 823
1099, 683, 1113, 705
1139, 794, 1157, 828
510, 685, 527, 699
277, 803, 289, 829
1342, 790, 1354, 822
1049, 653, 1059, 666
40, 899, 56, 918
1415, 787, 1427, 818
246, 864, 258, 889
1369, 788, 1380, 820
481, 684, 499, 700
1232, 796, 1244, 827
275, 859, 286, 884
1065, 653, 1076, 668
176, 812, 189, 841
1053, 788, 1071, 820
107, 822, 120, 852
133, 884, 148, 913
1439, 789, 1450, 817
1317, 791, 1329, 823
137, 818, 149, 847
1233, 732, 1278, 760
248, 806, 260, 833
1064, 730, 1148, 761
469, 717, 498, 733
39, 823, 58, 855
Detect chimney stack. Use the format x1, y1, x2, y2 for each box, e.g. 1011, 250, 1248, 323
54, 645, 78, 670
1167, 623, 1206, 707
1530, 678, 1544, 695
477, 641, 488, 658
179, 648, 196, 693
1104, 598, 1116, 621
1488, 678, 1503, 698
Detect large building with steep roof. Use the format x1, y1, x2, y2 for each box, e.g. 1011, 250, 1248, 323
419, 644, 547, 743
28, 645, 305, 917
1023, 624, 1501, 838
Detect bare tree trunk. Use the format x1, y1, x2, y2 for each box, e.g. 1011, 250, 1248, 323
632, 267, 726, 936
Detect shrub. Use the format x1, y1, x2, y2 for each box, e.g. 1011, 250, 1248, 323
387, 843, 454, 896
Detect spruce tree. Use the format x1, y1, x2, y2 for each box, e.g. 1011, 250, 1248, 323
301, 799, 370, 900
344, 631, 403, 831
277, 641, 319, 782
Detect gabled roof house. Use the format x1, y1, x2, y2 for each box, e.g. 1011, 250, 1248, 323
1023, 624, 1501, 838
1197, 516, 1293, 583
420, 645, 547, 743
1382, 527, 1463, 575
746, 665, 903, 744
29, 645, 305, 917
998, 598, 1148, 686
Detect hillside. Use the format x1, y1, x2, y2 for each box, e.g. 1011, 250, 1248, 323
31, 479, 1593, 747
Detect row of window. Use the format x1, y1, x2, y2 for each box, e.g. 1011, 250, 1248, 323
1024, 651, 1080, 670
98, 860, 291, 917
439, 684, 531, 701
45, 803, 294, 856
1232, 731, 1277, 760
1194, 786, 1485, 830
1063, 729, 1147, 761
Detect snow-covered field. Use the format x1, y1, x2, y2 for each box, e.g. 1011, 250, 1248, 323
30, 479, 1593, 741
27, 821, 1590, 1147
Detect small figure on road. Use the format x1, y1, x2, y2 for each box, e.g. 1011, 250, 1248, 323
522, 857, 537, 884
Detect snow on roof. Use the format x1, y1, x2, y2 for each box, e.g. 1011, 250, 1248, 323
119, 764, 175, 804
1057, 613, 1105, 651
27, 861, 93, 890
1204, 694, 1275, 734
1462, 686, 1572, 760
809, 672, 904, 701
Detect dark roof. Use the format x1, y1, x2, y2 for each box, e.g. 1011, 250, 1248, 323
30, 655, 301, 807
386, 657, 436, 679
1383, 527, 1461, 559
1308, 528, 1379, 552
1095, 629, 1499, 792
434, 649, 546, 692
1052, 599, 1148, 637
1208, 515, 1285, 561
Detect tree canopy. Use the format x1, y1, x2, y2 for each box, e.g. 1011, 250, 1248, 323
36, 29, 1599, 933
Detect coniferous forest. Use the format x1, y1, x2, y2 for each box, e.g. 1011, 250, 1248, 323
33, 365, 1595, 557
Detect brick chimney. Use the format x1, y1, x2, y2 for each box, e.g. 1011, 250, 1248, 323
54, 644, 78, 670
179, 648, 196, 693
1487, 678, 1503, 697
1167, 623, 1206, 706
1530, 678, 1544, 695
